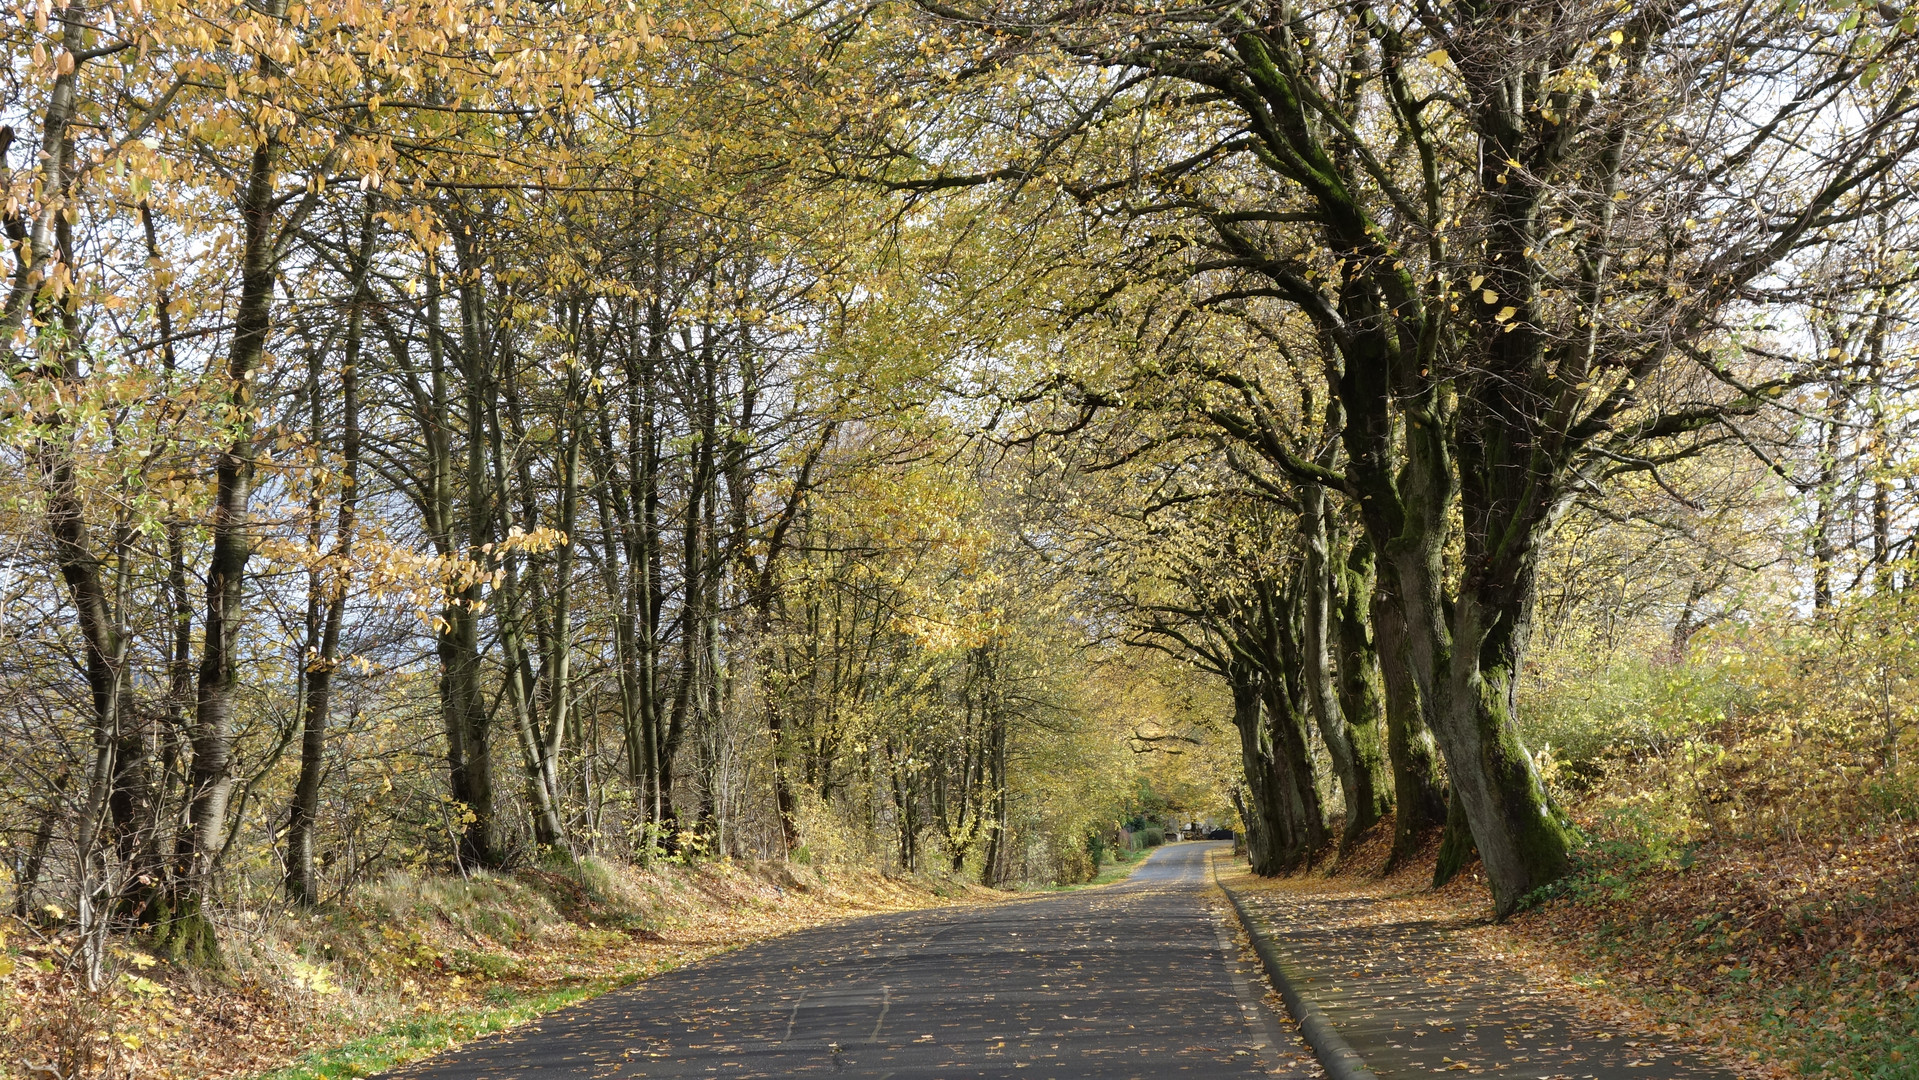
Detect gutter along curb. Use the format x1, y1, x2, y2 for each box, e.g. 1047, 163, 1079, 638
1214, 858, 1381, 1080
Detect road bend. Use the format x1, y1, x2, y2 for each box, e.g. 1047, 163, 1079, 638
380, 841, 1314, 1079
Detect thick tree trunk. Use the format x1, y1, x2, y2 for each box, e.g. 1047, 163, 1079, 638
1366, 562, 1448, 866
1329, 536, 1412, 846
1259, 668, 1327, 869
439, 602, 497, 868
1432, 785, 1479, 888
1429, 584, 1570, 911
439, 228, 501, 869
1376, 424, 1569, 914
1227, 663, 1287, 875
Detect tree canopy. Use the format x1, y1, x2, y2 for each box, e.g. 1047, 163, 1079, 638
4, 0, 1918, 983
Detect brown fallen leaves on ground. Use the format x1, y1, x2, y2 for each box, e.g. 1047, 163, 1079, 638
1501, 823, 1918, 1079
1222, 821, 1796, 1080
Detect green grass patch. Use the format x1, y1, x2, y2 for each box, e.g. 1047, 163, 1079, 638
1762, 980, 1919, 1080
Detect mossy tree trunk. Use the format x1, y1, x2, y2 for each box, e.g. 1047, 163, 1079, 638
1300, 486, 1391, 853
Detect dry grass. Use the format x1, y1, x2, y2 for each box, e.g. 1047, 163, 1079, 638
0, 857, 998, 1080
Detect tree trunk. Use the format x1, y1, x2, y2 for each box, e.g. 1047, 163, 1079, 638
14, 771, 70, 917
493, 343, 569, 852
1432, 787, 1479, 888
1227, 662, 1287, 875
1380, 419, 1571, 916
1298, 488, 1389, 851
285, 208, 373, 905
979, 713, 1009, 886
1365, 558, 1448, 867
1258, 665, 1326, 869
439, 601, 497, 868
500, 582, 565, 848
166, 123, 284, 962
537, 360, 583, 851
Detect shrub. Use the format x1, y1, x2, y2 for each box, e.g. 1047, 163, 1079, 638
1052, 847, 1095, 885
1519, 656, 1753, 792
1525, 598, 1919, 853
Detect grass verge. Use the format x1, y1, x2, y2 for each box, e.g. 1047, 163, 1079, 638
1515, 829, 1918, 1080
255, 979, 622, 1080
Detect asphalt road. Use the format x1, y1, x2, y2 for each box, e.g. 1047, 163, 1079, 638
382, 841, 1314, 1079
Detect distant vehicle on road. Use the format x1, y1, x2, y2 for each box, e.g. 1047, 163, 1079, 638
1207, 828, 1234, 840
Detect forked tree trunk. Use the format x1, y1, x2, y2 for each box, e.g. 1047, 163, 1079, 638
1259, 667, 1326, 869
1386, 425, 1571, 914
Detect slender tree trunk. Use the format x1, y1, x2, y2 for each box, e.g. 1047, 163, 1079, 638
1812, 411, 1843, 612
539, 366, 584, 849
166, 117, 286, 961
285, 209, 373, 905
14, 11, 149, 937
493, 345, 568, 851
979, 712, 1009, 886
14, 771, 70, 917
1298, 489, 1388, 851
500, 578, 565, 848
587, 400, 652, 837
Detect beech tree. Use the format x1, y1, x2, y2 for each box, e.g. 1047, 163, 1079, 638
876, 0, 1919, 911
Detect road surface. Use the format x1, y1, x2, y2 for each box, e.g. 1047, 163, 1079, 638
381, 841, 1311, 1078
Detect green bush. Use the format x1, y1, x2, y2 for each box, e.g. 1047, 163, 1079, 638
1518, 657, 1752, 789
1052, 847, 1095, 885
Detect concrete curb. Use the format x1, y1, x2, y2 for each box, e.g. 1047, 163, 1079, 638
1214, 861, 1380, 1080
